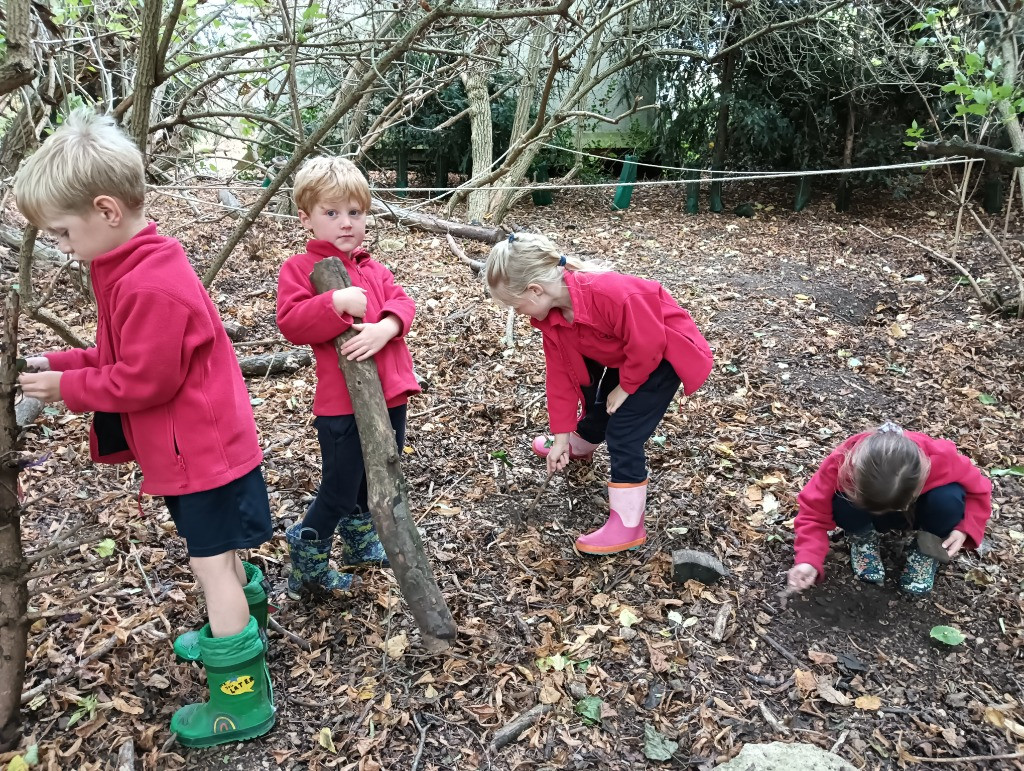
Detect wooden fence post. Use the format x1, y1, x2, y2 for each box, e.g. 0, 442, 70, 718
310, 259, 457, 651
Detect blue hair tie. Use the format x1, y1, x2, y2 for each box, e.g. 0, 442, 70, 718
558, 255, 566, 267
508, 232, 516, 243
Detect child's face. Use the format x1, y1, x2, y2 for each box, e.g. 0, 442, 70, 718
506, 283, 557, 320
299, 198, 367, 253
44, 208, 127, 264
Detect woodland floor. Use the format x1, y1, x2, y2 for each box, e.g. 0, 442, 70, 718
2, 176, 1023, 771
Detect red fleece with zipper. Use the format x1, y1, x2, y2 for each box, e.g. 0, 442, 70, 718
44, 223, 263, 495
276, 240, 419, 416
794, 431, 992, 580
532, 270, 713, 434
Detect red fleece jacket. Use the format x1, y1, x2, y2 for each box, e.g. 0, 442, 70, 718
794, 431, 992, 579
531, 270, 713, 433
276, 240, 419, 415
45, 223, 263, 495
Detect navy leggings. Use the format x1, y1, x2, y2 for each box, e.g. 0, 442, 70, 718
832, 482, 966, 537
301, 404, 407, 538
574, 357, 681, 484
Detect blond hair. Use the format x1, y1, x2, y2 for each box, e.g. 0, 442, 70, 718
485, 232, 607, 303
293, 156, 371, 214
838, 424, 931, 515
14, 109, 145, 227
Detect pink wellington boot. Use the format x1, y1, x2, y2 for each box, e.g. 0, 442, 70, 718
575, 480, 648, 555
531, 432, 599, 461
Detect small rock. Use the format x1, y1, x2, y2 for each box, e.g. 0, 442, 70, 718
714, 742, 856, 770
945, 692, 968, 708
671, 549, 728, 585
644, 683, 666, 710
568, 682, 588, 700
619, 626, 637, 640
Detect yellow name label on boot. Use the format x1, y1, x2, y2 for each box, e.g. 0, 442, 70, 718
220, 675, 255, 696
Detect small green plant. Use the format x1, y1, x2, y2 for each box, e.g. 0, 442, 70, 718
67, 694, 100, 727
930, 625, 965, 646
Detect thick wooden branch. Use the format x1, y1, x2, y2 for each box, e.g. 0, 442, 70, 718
310, 258, 456, 651
445, 233, 485, 273
371, 199, 503, 244
916, 139, 1024, 168
237, 350, 311, 378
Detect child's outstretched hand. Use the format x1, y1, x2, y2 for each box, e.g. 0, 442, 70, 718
605, 385, 629, 414
340, 316, 401, 361
19, 371, 63, 403
786, 563, 818, 592
942, 530, 967, 558
332, 286, 367, 318
546, 433, 571, 474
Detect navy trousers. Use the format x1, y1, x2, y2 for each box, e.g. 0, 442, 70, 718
832, 482, 966, 537
574, 357, 681, 484
301, 404, 407, 537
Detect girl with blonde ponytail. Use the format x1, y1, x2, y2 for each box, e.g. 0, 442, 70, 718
485, 232, 713, 555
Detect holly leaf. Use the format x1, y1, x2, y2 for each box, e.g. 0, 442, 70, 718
642, 723, 678, 761
930, 625, 965, 645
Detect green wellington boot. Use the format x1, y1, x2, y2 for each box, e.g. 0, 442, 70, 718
173, 561, 270, 664
170, 617, 276, 748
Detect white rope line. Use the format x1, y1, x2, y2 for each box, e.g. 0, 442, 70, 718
148, 156, 975, 216
365, 156, 973, 193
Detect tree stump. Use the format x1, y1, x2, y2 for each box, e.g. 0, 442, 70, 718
310, 258, 456, 651
0, 288, 29, 748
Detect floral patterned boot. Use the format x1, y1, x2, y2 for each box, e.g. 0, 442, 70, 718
899, 547, 939, 596
848, 529, 885, 585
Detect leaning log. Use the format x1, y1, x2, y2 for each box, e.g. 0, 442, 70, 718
0, 289, 29, 748
370, 198, 503, 244
310, 258, 456, 650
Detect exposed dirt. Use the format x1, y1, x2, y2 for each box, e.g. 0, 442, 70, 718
2, 178, 1023, 770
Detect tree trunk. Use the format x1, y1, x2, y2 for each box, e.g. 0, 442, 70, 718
462, 65, 495, 223
310, 259, 456, 652
710, 47, 737, 213
0, 289, 29, 749
836, 97, 856, 212
129, 0, 164, 156
0, 0, 35, 97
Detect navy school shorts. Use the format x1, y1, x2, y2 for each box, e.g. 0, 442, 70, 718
164, 466, 273, 558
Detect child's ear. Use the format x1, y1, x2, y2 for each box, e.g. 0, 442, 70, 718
93, 195, 125, 225
297, 210, 312, 230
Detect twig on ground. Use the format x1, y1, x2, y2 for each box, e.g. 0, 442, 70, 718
27, 579, 120, 618
755, 628, 801, 667
490, 703, 553, 751
523, 470, 555, 525
410, 712, 430, 771
903, 751, 1024, 763
268, 616, 312, 652
132, 546, 160, 604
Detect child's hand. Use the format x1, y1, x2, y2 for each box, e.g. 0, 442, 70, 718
19, 371, 63, 403
332, 287, 367, 318
786, 563, 818, 592
605, 385, 629, 414
546, 433, 571, 474
340, 317, 401, 361
22, 356, 51, 372
942, 530, 967, 558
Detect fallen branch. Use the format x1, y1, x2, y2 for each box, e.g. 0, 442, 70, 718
710, 602, 732, 643
755, 628, 801, 667
858, 225, 994, 311
0, 226, 63, 263
445, 233, 485, 273
916, 138, 1024, 168
903, 751, 1024, 764
116, 738, 135, 771
967, 208, 1024, 319
490, 703, 552, 751
758, 701, 790, 735
238, 350, 312, 378
372, 198, 503, 244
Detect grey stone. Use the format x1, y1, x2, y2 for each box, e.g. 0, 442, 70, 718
714, 742, 857, 771
671, 549, 728, 585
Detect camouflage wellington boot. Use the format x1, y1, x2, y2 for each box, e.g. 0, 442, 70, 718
337, 510, 389, 567
285, 523, 359, 600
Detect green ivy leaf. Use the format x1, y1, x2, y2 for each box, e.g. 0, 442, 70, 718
991, 466, 1024, 477
930, 625, 965, 646
575, 695, 603, 725
643, 723, 679, 761
93, 538, 117, 558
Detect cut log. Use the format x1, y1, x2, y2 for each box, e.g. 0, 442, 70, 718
671, 549, 728, 585
15, 396, 41, 428
222, 319, 248, 342
238, 350, 311, 378
371, 198, 504, 244
310, 258, 456, 650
